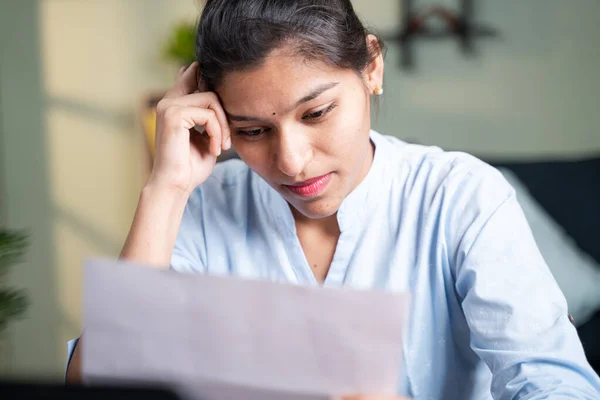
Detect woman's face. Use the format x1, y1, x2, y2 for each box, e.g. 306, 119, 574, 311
216, 43, 384, 220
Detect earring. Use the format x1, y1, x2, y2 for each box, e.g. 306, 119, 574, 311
373, 86, 384, 95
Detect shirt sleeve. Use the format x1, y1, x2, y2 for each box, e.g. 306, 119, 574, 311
170, 187, 207, 274
454, 179, 600, 398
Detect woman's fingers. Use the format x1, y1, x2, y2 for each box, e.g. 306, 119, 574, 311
164, 61, 199, 99
184, 108, 222, 156
162, 63, 231, 151
149, 62, 225, 190
167, 92, 231, 151
163, 105, 223, 156
198, 108, 223, 156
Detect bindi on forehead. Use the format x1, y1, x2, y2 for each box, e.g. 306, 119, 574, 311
223, 81, 340, 123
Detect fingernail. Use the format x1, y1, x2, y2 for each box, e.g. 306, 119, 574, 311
217, 146, 221, 156
224, 137, 231, 150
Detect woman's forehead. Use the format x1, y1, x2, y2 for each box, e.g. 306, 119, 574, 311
221, 51, 340, 88
216, 51, 356, 112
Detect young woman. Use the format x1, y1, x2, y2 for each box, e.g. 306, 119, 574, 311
67, 0, 600, 398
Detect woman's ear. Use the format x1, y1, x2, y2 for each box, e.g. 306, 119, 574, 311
364, 34, 385, 93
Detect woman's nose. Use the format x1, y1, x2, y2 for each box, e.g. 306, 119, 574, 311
274, 130, 312, 178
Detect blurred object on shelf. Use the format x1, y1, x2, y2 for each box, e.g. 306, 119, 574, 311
161, 21, 196, 67
139, 92, 163, 171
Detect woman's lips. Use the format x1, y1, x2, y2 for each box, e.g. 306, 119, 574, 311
284, 173, 332, 198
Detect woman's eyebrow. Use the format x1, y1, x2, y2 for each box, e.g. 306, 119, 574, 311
226, 113, 267, 123
293, 81, 339, 109
226, 81, 339, 123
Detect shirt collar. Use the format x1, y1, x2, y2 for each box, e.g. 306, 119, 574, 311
336, 130, 387, 232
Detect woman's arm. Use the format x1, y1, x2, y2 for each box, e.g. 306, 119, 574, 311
119, 184, 191, 267
454, 181, 600, 398
65, 62, 230, 384
65, 185, 189, 383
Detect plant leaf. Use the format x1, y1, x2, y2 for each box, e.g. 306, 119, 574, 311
0, 229, 29, 276
0, 288, 29, 331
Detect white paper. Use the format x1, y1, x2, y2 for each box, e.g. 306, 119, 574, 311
178, 379, 331, 400
82, 259, 408, 399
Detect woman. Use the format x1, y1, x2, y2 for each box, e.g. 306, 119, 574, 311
67, 0, 600, 398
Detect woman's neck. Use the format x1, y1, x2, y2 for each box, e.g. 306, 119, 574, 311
291, 206, 340, 236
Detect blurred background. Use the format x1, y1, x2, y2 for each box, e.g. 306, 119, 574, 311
0, 0, 599, 382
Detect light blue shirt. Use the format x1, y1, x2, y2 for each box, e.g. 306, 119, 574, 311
170, 131, 600, 399
67, 131, 599, 398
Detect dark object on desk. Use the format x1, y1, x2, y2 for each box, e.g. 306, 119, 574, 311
488, 155, 600, 374
0, 381, 182, 399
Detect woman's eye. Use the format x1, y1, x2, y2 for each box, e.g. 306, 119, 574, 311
303, 104, 336, 121
304, 110, 325, 120
237, 128, 265, 137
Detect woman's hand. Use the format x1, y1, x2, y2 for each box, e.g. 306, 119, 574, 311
148, 61, 231, 195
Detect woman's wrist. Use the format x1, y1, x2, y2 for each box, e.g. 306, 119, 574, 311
119, 182, 191, 267
141, 179, 192, 210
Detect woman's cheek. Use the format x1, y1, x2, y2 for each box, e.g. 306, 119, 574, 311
234, 141, 267, 172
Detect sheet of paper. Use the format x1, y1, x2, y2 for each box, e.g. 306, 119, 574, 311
82, 259, 408, 399
178, 379, 331, 400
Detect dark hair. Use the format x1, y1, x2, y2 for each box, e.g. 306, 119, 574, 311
195, 0, 385, 91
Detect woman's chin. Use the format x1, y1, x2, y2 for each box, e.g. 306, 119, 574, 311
287, 196, 342, 220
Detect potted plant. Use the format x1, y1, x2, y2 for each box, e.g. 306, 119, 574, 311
161, 21, 197, 67
0, 229, 29, 363
0, 229, 29, 331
